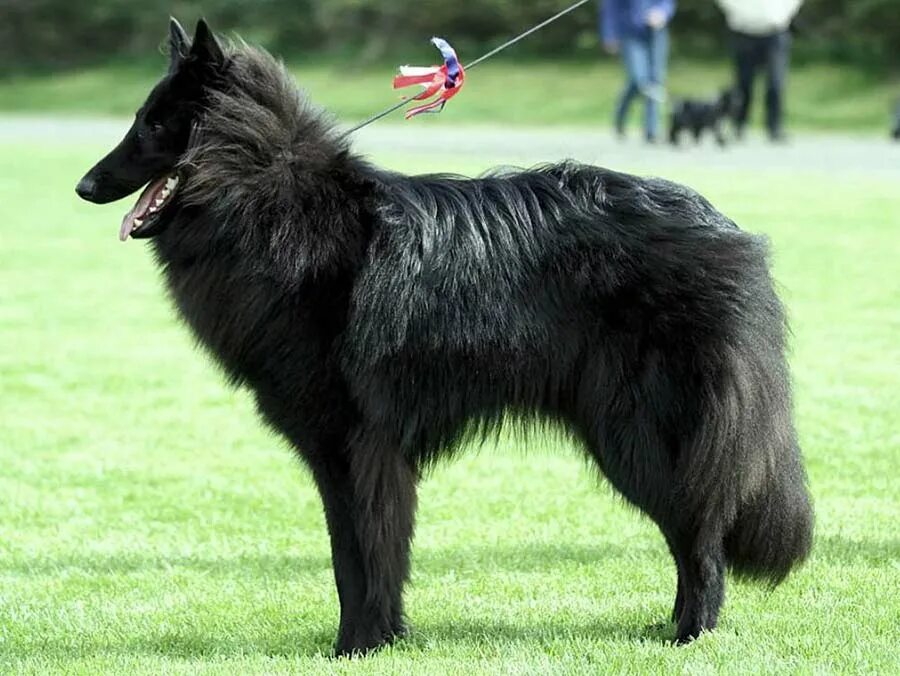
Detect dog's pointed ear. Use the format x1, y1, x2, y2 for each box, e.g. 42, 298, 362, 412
170, 17, 191, 56
191, 18, 225, 67
168, 17, 191, 72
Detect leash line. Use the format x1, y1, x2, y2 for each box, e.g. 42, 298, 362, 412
343, 0, 592, 136
344, 99, 413, 134
464, 0, 591, 72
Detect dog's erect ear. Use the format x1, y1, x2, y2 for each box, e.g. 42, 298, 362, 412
168, 17, 191, 72
191, 18, 225, 67
169, 17, 191, 56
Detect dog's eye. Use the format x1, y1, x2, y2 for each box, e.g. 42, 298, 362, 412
150, 122, 166, 135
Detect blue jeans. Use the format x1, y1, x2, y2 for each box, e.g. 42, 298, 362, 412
615, 27, 669, 140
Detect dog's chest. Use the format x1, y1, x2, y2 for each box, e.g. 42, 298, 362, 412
160, 253, 341, 403
163, 257, 280, 379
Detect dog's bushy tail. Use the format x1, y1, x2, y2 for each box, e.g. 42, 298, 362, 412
679, 344, 813, 586
724, 437, 813, 584
678, 232, 813, 584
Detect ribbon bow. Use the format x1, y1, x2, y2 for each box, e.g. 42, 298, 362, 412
392, 37, 466, 119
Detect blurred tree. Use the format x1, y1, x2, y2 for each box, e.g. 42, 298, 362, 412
0, 0, 897, 71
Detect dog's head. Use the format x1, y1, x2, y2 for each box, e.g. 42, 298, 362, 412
75, 18, 226, 240
717, 89, 742, 118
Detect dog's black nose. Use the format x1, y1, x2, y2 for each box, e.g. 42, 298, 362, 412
76, 176, 96, 200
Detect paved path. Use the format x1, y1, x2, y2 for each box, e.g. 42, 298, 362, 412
355, 125, 900, 177
3, 114, 898, 177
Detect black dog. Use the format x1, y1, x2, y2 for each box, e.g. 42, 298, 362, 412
76, 19, 813, 656
669, 89, 740, 147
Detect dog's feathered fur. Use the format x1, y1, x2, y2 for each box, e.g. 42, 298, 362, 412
78, 25, 813, 656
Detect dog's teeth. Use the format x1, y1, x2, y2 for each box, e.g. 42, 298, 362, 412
161, 188, 170, 198
149, 206, 158, 213
166, 177, 177, 189
133, 218, 143, 228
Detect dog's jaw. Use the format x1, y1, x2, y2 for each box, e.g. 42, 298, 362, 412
120, 174, 180, 241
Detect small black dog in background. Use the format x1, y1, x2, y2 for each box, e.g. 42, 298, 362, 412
669, 89, 741, 147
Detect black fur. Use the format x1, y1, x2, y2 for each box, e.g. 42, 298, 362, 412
669, 89, 741, 147
76, 20, 813, 655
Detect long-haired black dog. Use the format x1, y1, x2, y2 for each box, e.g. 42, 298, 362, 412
669, 89, 741, 147
76, 19, 813, 656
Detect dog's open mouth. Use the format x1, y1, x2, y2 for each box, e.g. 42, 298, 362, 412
119, 173, 179, 241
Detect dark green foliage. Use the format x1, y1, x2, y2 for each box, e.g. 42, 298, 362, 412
1, 0, 897, 71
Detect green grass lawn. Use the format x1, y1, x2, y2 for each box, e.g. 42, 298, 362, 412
1, 58, 895, 132
1, 139, 898, 674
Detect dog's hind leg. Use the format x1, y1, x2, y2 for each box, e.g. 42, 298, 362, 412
713, 119, 727, 147
576, 349, 727, 642
667, 522, 726, 643
576, 382, 688, 635
334, 433, 417, 656
584, 427, 709, 637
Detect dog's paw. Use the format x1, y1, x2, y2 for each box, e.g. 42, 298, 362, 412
334, 623, 402, 658
391, 617, 410, 640
674, 617, 715, 645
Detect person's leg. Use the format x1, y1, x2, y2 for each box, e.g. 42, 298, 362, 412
645, 27, 669, 142
765, 30, 791, 141
615, 36, 647, 137
732, 31, 757, 139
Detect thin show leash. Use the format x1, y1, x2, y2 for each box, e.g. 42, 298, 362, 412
342, 0, 593, 137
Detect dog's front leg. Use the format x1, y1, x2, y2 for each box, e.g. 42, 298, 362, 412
669, 122, 681, 146
328, 434, 417, 656
307, 451, 371, 655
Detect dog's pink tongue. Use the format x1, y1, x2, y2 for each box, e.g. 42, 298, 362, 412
119, 177, 166, 241
119, 207, 138, 242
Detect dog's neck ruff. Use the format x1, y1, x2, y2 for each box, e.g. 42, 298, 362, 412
178, 45, 351, 216
159, 44, 370, 286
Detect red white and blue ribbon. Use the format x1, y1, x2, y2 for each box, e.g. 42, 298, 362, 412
343, 1, 593, 135
392, 37, 466, 119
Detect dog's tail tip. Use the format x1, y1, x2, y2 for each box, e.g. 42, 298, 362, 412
725, 456, 814, 585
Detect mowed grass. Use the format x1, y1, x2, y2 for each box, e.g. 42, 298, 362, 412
1, 58, 896, 132
1, 139, 898, 675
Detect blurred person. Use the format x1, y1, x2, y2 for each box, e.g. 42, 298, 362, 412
600, 0, 676, 143
716, 0, 804, 142
892, 100, 900, 140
